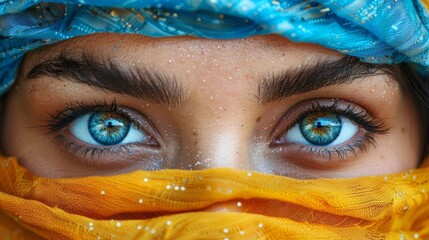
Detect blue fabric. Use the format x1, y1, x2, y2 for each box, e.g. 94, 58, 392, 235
1, 0, 429, 95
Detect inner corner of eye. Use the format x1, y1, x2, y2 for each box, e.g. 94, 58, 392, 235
329, 116, 358, 145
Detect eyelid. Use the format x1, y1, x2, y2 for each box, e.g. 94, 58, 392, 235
112, 107, 164, 147
264, 98, 391, 168
52, 134, 163, 169
268, 98, 389, 147
46, 99, 165, 146
44, 100, 165, 166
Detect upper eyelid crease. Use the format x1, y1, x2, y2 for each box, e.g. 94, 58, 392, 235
269, 99, 389, 144
257, 56, 397, 105
24, 51, 185, 108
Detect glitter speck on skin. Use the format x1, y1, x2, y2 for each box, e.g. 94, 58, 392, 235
174, 186, 180, 191
247, 172, 252, 177
166, 184, 171, 189
143, 178, 149, 182
137, 225, 142, 230
258, 223, 264, 228
237, 202, 242, 207
116, 222, 121, 228
151, 229, 156, 234
138, 198, 143, 204
180, 186, 186, 191
414, 233, 419, 239
100, 190, 105, 195
166, 220, 172, 226
240, 230, 245, 235
223, 228, 229, 233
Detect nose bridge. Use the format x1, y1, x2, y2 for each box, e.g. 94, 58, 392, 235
167, 43, 258, 171
175, 116, 253, 171
204, 127, 251, 169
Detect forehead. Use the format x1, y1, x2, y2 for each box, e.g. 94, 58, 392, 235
57, 33, 341, 55
27, 33, 343, 89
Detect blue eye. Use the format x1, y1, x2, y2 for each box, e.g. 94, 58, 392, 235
285, 111, 358, 146
70, 112, 148, 146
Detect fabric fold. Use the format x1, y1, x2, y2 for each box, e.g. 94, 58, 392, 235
1, 156, 428, 239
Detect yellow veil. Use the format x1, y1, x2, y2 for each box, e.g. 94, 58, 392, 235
0, 155, 428, 239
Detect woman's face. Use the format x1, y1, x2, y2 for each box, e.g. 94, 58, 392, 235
0, 34, 423, 178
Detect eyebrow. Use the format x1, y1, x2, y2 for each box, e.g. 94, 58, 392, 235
257, 56, 396, 104
25, 52, 184, 107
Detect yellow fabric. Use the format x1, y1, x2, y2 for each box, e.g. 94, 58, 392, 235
0, 155, 428, 240
424, 0, 429, 12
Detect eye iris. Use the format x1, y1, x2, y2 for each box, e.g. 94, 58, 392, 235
299, 112, 342, 146
88, 112, 131, 145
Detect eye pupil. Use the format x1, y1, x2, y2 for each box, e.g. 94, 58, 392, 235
88, 112, 131, 145
299, 112, 342, 146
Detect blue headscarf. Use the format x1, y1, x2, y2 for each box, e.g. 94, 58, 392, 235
1, 0, 428, 95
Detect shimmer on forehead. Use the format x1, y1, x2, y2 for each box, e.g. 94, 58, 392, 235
23, 41, 398, 111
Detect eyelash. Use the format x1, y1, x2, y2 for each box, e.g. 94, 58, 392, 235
46, 99, 152, 161
274, 100, 389, 160
46, 99, 388, 163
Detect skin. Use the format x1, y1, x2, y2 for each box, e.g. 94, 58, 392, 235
0, 33, 424, 179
